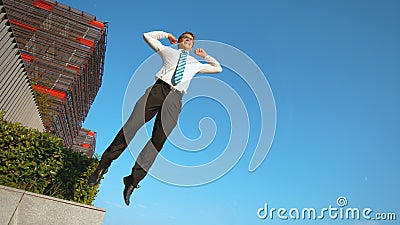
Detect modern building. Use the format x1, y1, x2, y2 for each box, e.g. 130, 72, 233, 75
0, 0, 107, 156
71, 128, 97, 157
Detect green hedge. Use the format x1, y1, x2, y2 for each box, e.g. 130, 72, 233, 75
0, 112, 100, 205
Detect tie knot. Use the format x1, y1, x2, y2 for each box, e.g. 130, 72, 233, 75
181, 50, 188, 56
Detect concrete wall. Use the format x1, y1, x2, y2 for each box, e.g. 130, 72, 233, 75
0, 185, 105, 225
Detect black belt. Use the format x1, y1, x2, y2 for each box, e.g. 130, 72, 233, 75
155, 79, 182, 94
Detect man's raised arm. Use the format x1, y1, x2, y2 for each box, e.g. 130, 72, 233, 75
195, 48, 223, 74
143, 31, 177, 52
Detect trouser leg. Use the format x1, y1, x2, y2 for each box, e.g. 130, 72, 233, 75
128, 91, 182, 185
98, 86, 161, 169
98, 128, 128, 169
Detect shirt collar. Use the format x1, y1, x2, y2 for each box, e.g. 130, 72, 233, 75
179, 49, 189, 54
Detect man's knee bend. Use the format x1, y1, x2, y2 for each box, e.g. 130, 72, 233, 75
150, 137, 166, 151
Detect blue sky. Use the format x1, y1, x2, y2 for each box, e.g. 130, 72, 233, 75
58, 0, 399, 224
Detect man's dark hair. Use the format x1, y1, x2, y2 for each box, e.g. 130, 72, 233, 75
178, 31, 195, 42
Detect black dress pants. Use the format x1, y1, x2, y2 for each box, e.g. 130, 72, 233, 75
98, 79, 182, 186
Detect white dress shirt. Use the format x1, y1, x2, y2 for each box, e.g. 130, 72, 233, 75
143, 31, 222, 93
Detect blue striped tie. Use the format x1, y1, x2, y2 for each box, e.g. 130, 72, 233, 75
172, 50, 188, 85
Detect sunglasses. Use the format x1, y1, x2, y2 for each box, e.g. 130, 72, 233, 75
181, 35, 194, 42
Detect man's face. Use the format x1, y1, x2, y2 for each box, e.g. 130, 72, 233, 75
178, 34, 194, 51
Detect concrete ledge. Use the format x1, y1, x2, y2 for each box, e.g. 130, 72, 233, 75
0, 185, 105, 225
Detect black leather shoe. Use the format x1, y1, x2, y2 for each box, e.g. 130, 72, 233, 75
123, 177, 138, 206
88, 168, 108, 186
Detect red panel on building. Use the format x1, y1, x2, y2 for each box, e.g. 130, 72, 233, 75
33, 85, 66, 101
66, 64, 81, 75
89, 20, 104, 30
9, 19, 37, 32
20, 53, 34, 62
81, 143, 90, 149
33, 0, 54, 11
77, 37, 95, 48
87, 131, 95, 137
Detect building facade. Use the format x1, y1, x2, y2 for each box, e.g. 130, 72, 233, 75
1, 0, 107, 156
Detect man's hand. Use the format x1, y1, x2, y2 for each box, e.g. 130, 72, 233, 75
194, 48, 208, 58
168, 33, 177, 44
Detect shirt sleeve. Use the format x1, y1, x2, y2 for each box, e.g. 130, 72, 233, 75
197, 55, 223, 74
143, 31, 169, 52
